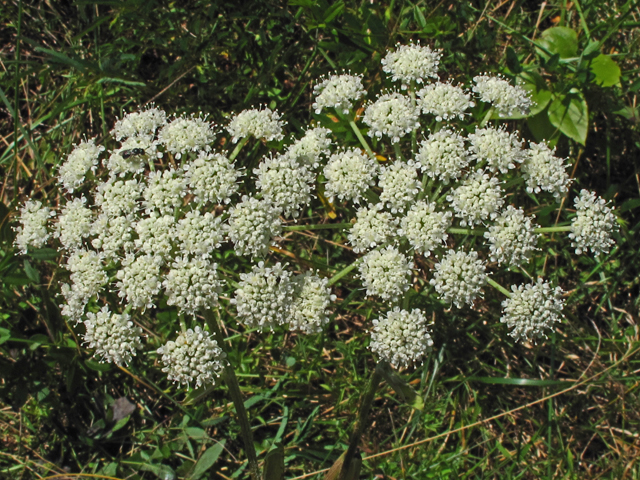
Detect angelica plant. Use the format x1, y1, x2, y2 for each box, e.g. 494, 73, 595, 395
13, 40, 619, 480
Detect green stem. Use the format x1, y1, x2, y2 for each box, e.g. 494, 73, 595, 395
417, 174, 432, 202
229, 136, 250, 162
487, 277, 512, 297
479, 106, 495, 128
327, 259, 361, 287
393, 142, 403, 161
535, 226, 572, 233
348, 119, 375, 158
203, 309, 260, 480
447, 227, 486, 236
283, 223, 352, 231
338, 362, 384, 480
12, 0, 22, 199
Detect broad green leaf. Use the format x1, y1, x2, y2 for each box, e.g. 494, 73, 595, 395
505, 46, 522, 74
186, 441, 226, 480
527, 110, 559, 145
589, 54, 621, 87
139, 463, 176, 480
111, 415, 131, 433
538, 26, 578, 59
379, 362, 423, 410
184, 427, 208, 440
85, 359, 112, 372
262, 444, 285, 480
548, 90, 589, 145
23, 260, 40, 283
518, 72, 552, 116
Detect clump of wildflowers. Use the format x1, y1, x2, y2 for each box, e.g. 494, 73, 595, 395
484, 206, 539, 266
416, 130, 469, 184
348, 204, 397, 253
569, 190, 617, 256
472, 74, 533, 117
289, 273, 336, 334
447, 170, 504, 226
417, 83, 475, 121
227, 107, 285, 143
468, 126, 524, 174
359, 246, 413, 302
313, 74, 365, 114
157, 326, 226, 387
83, 306, 143, 365
324, 148, 378, 203
286, 127, 333, 168
381, 42, 441, 88
55, 197, 93, 251
14, 200, 54, 254
112, 107, 167, 141
379, 160, 421, 213
370, 308, 433, 367
163, 257, 221, 315
227, 196, 282, 258
59, 139, 104, 192
158, 114, 216, 159
184, 152, 240, 204
400, 201, 451, 256
521, 142, 571, 202
363, 92, 420, 144
430, 250, 486, 308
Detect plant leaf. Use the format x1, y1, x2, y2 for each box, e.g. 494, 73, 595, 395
589, 54, 621, 87
186, 441, 226, 480
548, 90, 589, 145
262, 444, 285, 480
379, 362, 424, 411
538, 26, 578, 59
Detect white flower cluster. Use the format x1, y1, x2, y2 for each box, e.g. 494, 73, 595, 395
359, 246, 413, 302
500, 279, 564, 341
416, 130, 469, 184
447, 170, 504, 226
430, 250, 486, 308
176, 211, 224, 258
184, 152, 240, 204
157, 326, 226, 387
142, 169, 187, 214
83, 306, 143, 365
484, 206, 539, 266
116, 254, 162, 310
417, 83, 474, 121
134, 213, 175, 257
400, 201, 451, 256
231, 262, 295, 331
370, 308, 433, 368
66, 249, 108, 306
472, 74, 533, 117
227, 196, 282, 258
255, 154, 314, 218
348, 204, 397, 253
90, 214, 134, 260
569, 190, 617, 256
324, 148, 378, 203
313, 74, 365, 114
378, 161, 421, 213
14, 200, 53, 254
227, 107, 285, 143
158, 114, 216, 159
286, 127, 332, 168
289, 273, 336, 334
521, 142, 571, 202
468, 127, 524, 174
381, 42, 441, 88
55, 197, 93, 250
363, 93, 420, 144
95, 178, 142, 217
111, 107, 167, 141
59, 139, 104, 192
163, 257, 221, 315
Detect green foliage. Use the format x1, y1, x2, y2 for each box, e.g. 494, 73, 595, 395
1, 1, 639, 479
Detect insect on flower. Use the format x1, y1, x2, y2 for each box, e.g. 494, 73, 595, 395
120, 148, 146, 159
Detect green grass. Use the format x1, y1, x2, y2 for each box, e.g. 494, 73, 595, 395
1, 0, 640, 479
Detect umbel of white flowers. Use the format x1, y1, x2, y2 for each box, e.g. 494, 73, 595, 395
14, 42, 618, 385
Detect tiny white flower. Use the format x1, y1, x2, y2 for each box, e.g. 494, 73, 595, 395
417, 82, 475, 121
111, 107, 167, 141
484, 206, 539, 266
286, 127, 333, 168
227, 107, 285, 143
254, 154, 314, 218
379, 160, 421, 213
501, 279, 564, 341
569, 190, 617, 256
116, 254, 162, 310
359, 246, 413, 302
447, 170, 504, 227
430, 249, 486, 308
348, 203, 397, 253
134, 213, 176, 258
95, 178, 142, 217
370, 307, 433, 368
468, 126, 524, 174
59, 139, 103, 192
91, 214, 135, 260
183, 151, 241, 204
163, 256, 221, 315
472, 74, 533, 117
521, 142, 571, 202
158, 114, 216, 159
381, 42, 441, 88
313, 74, 365, 115
55, 197, 93, 251
416, 129, 469, 184
157, 326, 226, 387
231, 262, 295, 331
399, 201, 452, 256
83, 306, 143, 365
142, 169, 187, 214
60, 283, 87, 324
324, 148, 378, 204
66, 249, 108, 305
363, 92, 420, 144
289, 273, 336, 334
227, 196, 282, 258
176, 211, 225, 258
14, 200, 54, 254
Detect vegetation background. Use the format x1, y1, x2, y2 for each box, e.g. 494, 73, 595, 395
0, 0, 639, 478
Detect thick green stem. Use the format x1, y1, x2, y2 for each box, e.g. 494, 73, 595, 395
487, 277, 512, 297
393, 142, 403, 161
327, 259, 361, 287
479, 106, 495, 128
338, 362, 384, 480
348, 119, 375, 158
447, 227, 486, 236
535, 226, 572, 233
283, 223, 352, 231
229, 136, 250, 162
203, 310, 260, 480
